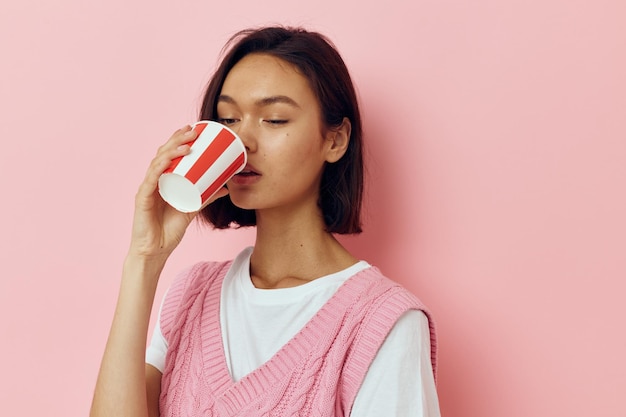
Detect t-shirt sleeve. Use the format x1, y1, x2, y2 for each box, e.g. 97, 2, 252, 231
144, 263, 201, 373
350, 310, 441, 417
145, 292, 169, 373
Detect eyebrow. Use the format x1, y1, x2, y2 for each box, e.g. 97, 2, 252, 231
217, 94, 301, 109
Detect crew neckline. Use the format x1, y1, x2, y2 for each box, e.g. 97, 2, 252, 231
232, 247, 370, 304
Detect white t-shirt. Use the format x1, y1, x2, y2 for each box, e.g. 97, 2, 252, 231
146, 247, 440, 416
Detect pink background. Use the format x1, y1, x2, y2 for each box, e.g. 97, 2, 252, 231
1, 1, 624, 416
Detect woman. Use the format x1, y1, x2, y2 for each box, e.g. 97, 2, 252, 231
91, 26, 440, 417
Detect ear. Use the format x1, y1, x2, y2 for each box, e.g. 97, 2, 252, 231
324, 117, 351, 163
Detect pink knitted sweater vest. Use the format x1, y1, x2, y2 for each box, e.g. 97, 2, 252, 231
159, 261, 437, 417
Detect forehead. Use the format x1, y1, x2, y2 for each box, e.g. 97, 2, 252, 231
220, 53, 316, 104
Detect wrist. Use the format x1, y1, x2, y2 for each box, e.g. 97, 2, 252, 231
122, 253, 168, 285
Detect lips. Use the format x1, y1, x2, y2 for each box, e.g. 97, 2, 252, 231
230, 164, 261, 185
236, 164, 260, 176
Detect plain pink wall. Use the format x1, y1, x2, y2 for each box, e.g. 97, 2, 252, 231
1, 1, 624, 415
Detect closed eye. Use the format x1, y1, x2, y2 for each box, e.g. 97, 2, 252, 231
264, 119, 288, 125
218, 118, 239, 125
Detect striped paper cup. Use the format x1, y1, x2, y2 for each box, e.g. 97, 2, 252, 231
158, 121, 247, 213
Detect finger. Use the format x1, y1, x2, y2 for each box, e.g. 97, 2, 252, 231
140, 126, 197, 195
157, 125, 198, 155
138, 153, 185, 200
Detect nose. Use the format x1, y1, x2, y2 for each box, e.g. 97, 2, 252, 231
233, 118, 257, 153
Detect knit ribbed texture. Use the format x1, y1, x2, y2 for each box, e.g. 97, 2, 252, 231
159, 261, 437, 417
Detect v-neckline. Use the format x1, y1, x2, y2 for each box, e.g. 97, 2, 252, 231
199, 263, 376, 411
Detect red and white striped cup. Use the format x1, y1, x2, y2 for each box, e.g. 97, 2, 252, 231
158, 121, 247, 213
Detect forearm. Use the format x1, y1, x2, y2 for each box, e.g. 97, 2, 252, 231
90, 255, 166, 417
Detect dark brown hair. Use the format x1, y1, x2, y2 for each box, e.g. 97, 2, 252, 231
198, 26, 363, 234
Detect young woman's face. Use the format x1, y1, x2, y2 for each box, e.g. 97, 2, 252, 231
217, 53, 332, 215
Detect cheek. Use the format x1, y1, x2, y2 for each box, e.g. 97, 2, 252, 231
269, 132, 322, 162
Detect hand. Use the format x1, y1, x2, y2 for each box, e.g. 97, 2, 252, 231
127, 125, 229, 261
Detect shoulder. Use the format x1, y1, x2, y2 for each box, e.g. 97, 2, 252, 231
348, 266, 438, 377
351, 266, 428, 313
160, 260, 232, 340
170, 261, 231, 293
339, 268, 439, 408
165, 261, 230, 308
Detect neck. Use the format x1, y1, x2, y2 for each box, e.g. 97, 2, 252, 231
249, 207, 357, 289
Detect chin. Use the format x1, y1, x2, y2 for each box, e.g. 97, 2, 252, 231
228, 194, 258, 211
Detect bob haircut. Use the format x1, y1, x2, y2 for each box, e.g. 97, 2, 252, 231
198, 26, 364, 234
